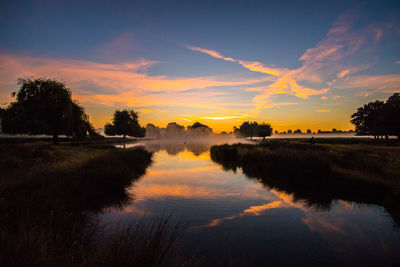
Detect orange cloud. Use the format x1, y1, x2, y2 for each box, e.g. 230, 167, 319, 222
316, 109, 330, 112
200, 201, 285, 228
0, 53, 266, 97
337, 69, 350, 78
186, 45, 329, 110
237, 60, 283, 76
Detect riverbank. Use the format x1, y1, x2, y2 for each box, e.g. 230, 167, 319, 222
0, 142, 185, 266
210, 140, 400, 225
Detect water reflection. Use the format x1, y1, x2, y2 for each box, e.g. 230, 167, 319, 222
209, 144, 400, 225
100, 142, 400, 266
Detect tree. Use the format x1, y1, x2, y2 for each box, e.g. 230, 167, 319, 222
145, 123, 161, 138
306, 129, 312, 134
384, 93, 400, 138
104, 109, 145, 139
257, 123, 273, 140
238, 121, 258, 139
350, 93, 400, 139
187, 122, 213, 137
287, 129, 293, 134
1, 78, 93, 144
350, 100, 385, 138
165, 122, 185, 138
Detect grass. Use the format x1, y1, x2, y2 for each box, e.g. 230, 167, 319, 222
0, 142, 186, 266
210, 140, 400, 222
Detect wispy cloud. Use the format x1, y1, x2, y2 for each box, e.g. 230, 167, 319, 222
0, 53, 266, 99
334, 74, 400, 93
187, 44, 329, 109
186, 45, 235, 62
201, 201, 284, 228
187, 6, 396, 111
316, 109, 330, 112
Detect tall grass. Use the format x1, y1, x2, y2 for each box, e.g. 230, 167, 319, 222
0, 143, 186, 266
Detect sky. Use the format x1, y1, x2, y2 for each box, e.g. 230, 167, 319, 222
0, 0, 399, 133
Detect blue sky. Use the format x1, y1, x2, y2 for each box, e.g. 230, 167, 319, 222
1, 0, 399, 132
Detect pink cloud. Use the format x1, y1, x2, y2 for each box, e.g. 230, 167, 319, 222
334, 74, 400, 92
0, 53, 266, 97
186, 45, 235, 62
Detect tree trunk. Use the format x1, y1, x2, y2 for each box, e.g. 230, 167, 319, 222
263, 136, 265, 140
123, 134, 126, 140
53, 133, 59, 145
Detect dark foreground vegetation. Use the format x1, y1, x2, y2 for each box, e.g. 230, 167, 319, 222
0, 142, 185, 266
211, 140, 400, 225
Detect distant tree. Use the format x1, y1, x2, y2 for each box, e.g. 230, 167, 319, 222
165, 122, 185, 138
317, 129, 322, 134
257, 123, 273, 140
239, 121, 258, 140
104, 109, 145, 139
274, 130, 279, 134
293, 129, 302, 134
307, 129, 312, 134
145, 123, 161, 138
287, 129, 292, 134
187, 122, 213, 137
1, 78, 93, 144
220, 131, 228, 135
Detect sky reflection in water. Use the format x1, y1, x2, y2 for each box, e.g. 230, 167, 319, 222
100, 142, 400, 266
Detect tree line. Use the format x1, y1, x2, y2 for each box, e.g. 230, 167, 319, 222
1, 78, 398, 143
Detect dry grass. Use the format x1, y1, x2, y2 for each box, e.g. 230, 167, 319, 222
0, 142, 187, 266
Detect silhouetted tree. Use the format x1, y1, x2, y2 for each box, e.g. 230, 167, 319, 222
293, 129, 302, 134
187, 122, 213, 137
307, 129, 311, 134
384, 93, 400, 138
233, 126, 241, 138
238, 121, 258, 140
287, 129, 292, 134
350, 100, 385, 138
1, 78, 93, 144
257, 123, 273, 140
104, 109, 145, 139
165, 122, 185, 138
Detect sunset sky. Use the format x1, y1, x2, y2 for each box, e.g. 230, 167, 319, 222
1, 0, 399, 133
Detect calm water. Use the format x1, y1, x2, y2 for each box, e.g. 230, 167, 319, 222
100, 141, 400, 266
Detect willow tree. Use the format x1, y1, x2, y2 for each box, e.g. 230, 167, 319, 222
1, 78, 93, 144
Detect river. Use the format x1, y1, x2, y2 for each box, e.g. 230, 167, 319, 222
99, 140, 400, 266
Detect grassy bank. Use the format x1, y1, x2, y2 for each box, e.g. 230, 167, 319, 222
0, 142, 184, 266
210, 140, 400, 224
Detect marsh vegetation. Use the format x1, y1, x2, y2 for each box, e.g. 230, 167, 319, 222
0, 143, 185, 266
210, 140, 400, 225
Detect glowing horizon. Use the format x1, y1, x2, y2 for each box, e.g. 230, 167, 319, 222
0, 1, 399, 133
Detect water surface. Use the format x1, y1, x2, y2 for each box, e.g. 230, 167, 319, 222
100, 141, 400, 266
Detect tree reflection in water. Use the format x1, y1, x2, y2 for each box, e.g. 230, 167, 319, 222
210, 143, 400, 225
